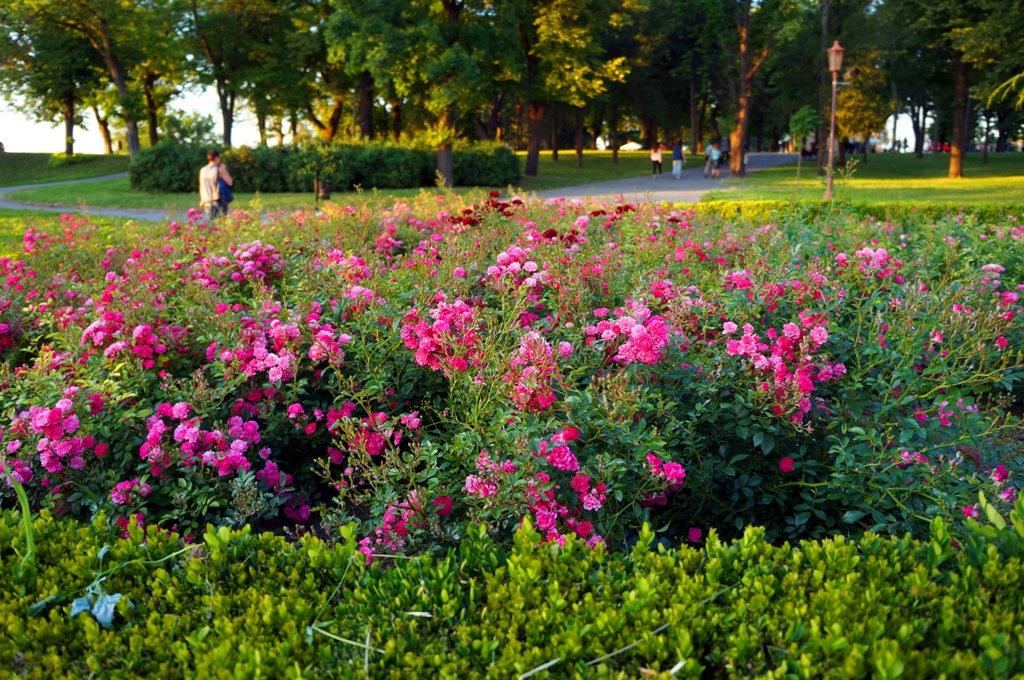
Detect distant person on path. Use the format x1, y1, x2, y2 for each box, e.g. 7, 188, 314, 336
199, 149, 233, 221
671, 139, 686, 179
704, 142, 713, 177
709, 142, 722, 178
650, 142, 663, 178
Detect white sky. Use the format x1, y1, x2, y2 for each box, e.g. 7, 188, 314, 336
1, 86, 924, 154
0, 86, 261, 153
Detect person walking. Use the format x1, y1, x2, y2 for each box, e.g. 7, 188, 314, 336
671, 139, 686, 179
650, 141, 663, 178
704, 142, 713, 178
199, 149, 233, 221
709, 142, 721, 178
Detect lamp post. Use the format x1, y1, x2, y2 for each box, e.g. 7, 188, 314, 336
824, 40, 844, 200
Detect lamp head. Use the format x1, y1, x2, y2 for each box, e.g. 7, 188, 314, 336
827, 40, 845, 73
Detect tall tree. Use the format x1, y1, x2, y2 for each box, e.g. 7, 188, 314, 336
20, 0, 156, 159
726, 0, 774, 177
0, 8, 104, 155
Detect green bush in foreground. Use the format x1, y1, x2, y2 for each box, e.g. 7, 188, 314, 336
2, 492, 1023, 679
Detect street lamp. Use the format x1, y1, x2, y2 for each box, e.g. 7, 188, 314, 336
824, 40, 844, 200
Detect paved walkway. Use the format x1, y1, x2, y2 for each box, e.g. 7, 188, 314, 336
0, 153, 798, 221
0, 172, 172, 221
533, 153, 797, 203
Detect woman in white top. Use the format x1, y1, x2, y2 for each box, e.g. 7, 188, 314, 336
198, 149, 233, 221
650, 143, 663, 178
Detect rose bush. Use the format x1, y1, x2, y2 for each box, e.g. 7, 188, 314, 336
0, 196, 1021, 552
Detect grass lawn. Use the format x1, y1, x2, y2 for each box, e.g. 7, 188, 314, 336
3, 150, 696, 210
704, 152, 1024, 203
514, 150, 703, 192
0, 152, 129, 188
5, 180, 497, 212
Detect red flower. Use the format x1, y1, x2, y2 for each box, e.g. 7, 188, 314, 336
996, 336, 1008, 348
433, 495, 453, 516
779, 457, 795, 473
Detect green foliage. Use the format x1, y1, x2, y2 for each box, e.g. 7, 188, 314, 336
46, 153, 93, 168
2, 503, 1024, 677
694, 198, 1024, 224
128, 142, 520, 193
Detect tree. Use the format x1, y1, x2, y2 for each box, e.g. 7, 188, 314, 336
188, 0, 289, 147
19, 0, 159, 159
726, 0, 774, 178
836, 53, 891, 163
789, 104, 820, 187
510, 0, 631, 177
0, 7, 105, 155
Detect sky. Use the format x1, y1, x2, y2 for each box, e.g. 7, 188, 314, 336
0, 86, 261, 153
0, 85, 924, 154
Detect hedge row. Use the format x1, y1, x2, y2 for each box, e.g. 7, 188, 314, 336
2, 493, 1022, 678
128, 142, 521, 194
695, 198, 1024, 224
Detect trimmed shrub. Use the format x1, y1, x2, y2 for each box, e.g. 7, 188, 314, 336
694, 199, 1024, 224
1, 493, 1023, 678
128, 142, 520, 193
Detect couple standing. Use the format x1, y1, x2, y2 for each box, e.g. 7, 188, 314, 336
198, 149, 234, 221
650, 140, 687, 179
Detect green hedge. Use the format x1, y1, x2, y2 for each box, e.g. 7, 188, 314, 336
2, 493, 1022, 678
694, 199, 1024, 224
128, 142, 520, 194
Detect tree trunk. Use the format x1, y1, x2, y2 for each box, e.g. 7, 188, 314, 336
550, 105, 559, 161
92, 105, 113, 154
933, 101, 942, 151
997, 109, 1008, 152
590, 113, 601, 150
274, 118, 284, 146
258, 114, 267, 146
911, 103, 925, 158
575, 107, 584, 168
610, 107, 619, 164
697, 94, 707, 153
891, 82, 899, 151
729, 0, 768, 178
216, 86, 235, 147
359, 71, 374, 140
308, 98, 344, 142
817, 0, 829, 176
962, 94, 972, 155
63, 91, 75, 156
524, 100, 549, 176
949, 52, 967, 178
487, 92, 504, 141
437, 107, 456, 187
390, 100, 402, 143
689, 75, 700, 154
982, 111, 989, 164
862, 133, 868, 163
92, 29, 140, 159
143, 74, 160, 147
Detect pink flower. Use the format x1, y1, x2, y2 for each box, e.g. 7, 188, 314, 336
809, 325, 828, 345
996, 336, 1008, 348
688, 527, 702, 543
433, 495, 453, 516
663, 462, 686, 483
782, 323, 801, 341
558, 342, 573, 358
779, 457, 795, 473
961, 505, 979, 519
453, 267, 467, 278
723, 321, 738, 334
545, 444, 579, 471
571, 475, 591, 493
287, 403, 305, 419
